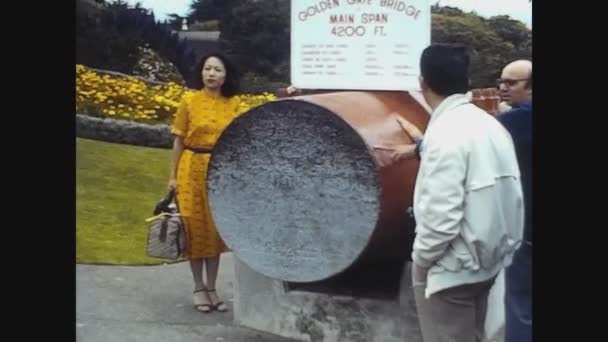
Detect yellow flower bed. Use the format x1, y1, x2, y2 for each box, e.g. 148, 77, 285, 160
76, 64, 276, 124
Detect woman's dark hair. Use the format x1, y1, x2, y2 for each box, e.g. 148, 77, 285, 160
190, 52, 240, 97
420, 44, 470, 97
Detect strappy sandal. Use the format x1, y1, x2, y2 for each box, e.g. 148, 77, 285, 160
193, 288, 212, 313
205, 289, 228, 312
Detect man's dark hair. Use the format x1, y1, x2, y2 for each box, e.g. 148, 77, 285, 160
420, 44, 470, 97
190, 52, 240, 97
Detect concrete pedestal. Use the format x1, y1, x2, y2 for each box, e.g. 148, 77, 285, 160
232, 257, 505, 342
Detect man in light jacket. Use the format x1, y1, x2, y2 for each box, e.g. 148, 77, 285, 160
376, 44, 525, 342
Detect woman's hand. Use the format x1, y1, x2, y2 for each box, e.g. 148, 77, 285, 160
168, 178, 178, 191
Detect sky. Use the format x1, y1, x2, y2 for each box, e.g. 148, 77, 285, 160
123, 0, 532, 28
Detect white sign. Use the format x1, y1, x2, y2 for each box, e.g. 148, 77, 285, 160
291, 0, 430, 91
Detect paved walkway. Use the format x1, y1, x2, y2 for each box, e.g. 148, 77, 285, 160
76, 253, 297, 342
77, 252, 504, 342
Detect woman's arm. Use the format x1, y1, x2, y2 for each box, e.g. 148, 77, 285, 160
168, 136, 185, 190
169, 95, 190, 190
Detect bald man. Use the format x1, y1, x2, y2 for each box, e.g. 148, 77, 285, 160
498, 60, 532, 108
497, 60, 532, 342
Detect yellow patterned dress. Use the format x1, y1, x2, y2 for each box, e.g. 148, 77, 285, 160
171, 90, 241, 259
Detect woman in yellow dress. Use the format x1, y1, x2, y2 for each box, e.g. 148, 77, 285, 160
168, 53, 241, 313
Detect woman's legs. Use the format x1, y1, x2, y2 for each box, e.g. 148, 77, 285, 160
190, 258, 206, 291
204, 256, 219, 290
190, 258, 212, 312
204, 255, 227, 311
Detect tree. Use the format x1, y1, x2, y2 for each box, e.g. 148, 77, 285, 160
77, 1, 146, 73
487, 15, 531, 47
219, 0, 290, 81
77, 0, 178, 74
187, 0, 222, 22
166, 13, 183, 30
431, 5, 466, 17
430, 8, 531, 87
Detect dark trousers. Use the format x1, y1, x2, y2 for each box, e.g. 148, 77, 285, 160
505, 244, 532, 342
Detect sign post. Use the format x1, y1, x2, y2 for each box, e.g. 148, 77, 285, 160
291, 0, 431, 91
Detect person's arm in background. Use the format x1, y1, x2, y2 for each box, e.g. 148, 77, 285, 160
286, 85, 299, 96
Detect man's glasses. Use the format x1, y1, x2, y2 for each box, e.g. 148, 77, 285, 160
496, 78, 529, 87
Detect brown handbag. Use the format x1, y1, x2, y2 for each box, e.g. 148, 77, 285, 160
146, 189, 186, 260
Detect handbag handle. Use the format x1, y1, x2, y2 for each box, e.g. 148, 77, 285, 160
153, 188, 177, 215
167, 188, 176, 202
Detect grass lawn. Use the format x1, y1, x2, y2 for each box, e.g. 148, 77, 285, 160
77, 138, 183, 265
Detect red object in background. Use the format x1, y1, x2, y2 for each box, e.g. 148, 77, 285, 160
471, 88, 500, 115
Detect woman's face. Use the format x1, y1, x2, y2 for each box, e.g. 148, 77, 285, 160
201, 56, 226, 90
